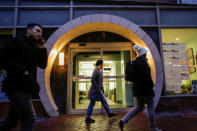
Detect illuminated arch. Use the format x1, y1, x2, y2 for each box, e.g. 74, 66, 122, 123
37, 14, 164, 117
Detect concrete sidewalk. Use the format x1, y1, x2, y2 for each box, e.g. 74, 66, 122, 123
2, 112, 197, 131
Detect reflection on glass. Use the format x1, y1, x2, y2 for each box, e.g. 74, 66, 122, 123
72, 79, 101, 109
162, 29, 197, 95
72, 52, 100, 76
79, 61, 95, 77
72, 50, 134, 109
72, 78, 134, 109
102, 51, 133, 107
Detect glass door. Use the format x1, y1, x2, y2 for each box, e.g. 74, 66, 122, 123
69, 49, 102, 113
101, 50, 134, 112
68, 42, 134, 113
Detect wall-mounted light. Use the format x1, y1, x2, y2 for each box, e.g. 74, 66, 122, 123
59, 52, 64, 66
176, 38, 180, 41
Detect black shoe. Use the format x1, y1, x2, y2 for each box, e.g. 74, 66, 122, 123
119, 120, 124, 129
85, 117, 95, 123
108, 112, 117, 118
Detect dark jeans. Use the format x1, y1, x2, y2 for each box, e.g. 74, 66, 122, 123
86, 91, 112, 118
121, 96, 156, 130
0, 91, 36, 131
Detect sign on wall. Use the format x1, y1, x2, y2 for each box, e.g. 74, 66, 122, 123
163, 43, 189, 93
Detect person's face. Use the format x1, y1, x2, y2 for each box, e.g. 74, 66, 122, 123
27, 25, 43, 40
99, 63, 103, 69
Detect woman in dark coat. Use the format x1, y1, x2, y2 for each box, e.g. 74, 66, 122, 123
85, 60, 117, 123
119, 45, 161, 131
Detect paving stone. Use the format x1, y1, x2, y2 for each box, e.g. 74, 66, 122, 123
2, 113, 197, 131
34, 112, 197, 131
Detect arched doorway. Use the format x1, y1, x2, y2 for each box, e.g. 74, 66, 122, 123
37, 14, 163, 117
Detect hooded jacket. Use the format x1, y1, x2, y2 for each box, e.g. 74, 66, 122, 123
132, 56, 155, 97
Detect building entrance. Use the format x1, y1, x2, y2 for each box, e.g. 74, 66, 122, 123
68, 42, 134, 113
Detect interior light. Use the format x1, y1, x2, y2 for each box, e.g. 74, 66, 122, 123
59, 52, 64, 66
176, 38, 180, 41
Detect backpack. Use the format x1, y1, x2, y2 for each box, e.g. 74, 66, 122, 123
125, 61, 136, 82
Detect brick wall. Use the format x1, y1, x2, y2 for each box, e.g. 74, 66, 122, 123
155, 96, 197, 113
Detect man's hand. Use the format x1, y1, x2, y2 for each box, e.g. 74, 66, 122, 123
36, 38, 46, 48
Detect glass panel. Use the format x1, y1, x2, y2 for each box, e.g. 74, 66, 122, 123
72, 79, 102, 109
161, 10, 197, 25
72, 52, 101, 76
0, 10, 14, 26
71, 49, 134, 109
0, 0, 14, 6
181, 0, 197, 4
162, 28, 197, 95
18, 10, 69, 26
103, 78, 133, 108
103, 51, 121, 76
103, 51, 131, 76
74, 9, 156, 25
103, 51, 133, 107
74, 2, 124, 6
19, 0, 68, 6
72, 51, 101, 109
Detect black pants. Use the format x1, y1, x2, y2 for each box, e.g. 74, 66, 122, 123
0, 91, 36, 131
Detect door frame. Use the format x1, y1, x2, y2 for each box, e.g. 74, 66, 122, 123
67, 42, 134, 114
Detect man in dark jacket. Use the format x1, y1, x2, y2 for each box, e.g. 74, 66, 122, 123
0, 23, 47, 131
119, 45, 161, 131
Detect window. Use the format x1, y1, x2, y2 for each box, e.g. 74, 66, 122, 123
181, 0, 197, 4
19, 0, 68, 6
162, 28, 197, 95
0, 10, 14, 26
18, 9, 69, 26
0, 0, 14, 6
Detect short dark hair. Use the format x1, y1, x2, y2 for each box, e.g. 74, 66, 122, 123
27, 23, 42, 29
96, 60, 103, 66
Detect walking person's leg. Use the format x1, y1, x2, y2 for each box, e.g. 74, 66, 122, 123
100, 91, 117, 117
19, 92, 36, 131
100, 91, 111, 115
0, 92, 35, 131
0, 93, 20, 131
146, 96, 155, 130
119, 97, 145, 129
121, 97, 145, 123
146, 96, 161, 131
86, 100, 96, 123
